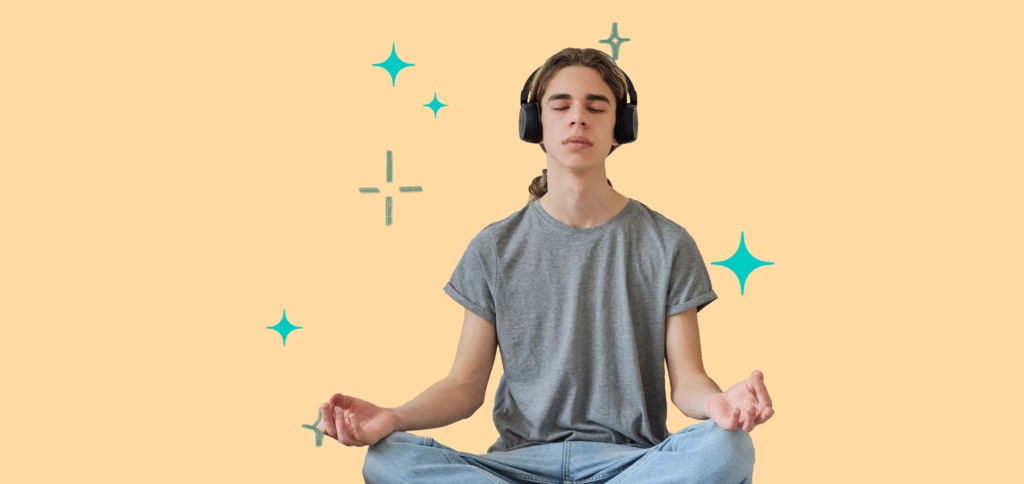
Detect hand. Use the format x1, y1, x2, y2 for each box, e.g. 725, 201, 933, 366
707, 370, 775, 432
318, 393, 399, 447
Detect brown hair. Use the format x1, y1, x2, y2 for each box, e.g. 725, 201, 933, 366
528, 169, 613, 203
526, 47, 626, 203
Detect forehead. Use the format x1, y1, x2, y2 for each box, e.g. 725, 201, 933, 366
543, 66, 615, 101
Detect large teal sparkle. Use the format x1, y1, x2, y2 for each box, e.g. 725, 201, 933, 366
598, 22, 631, 60
302, 411, 325, 447
711, 232, 774, 295
266, 309, 302, 346
422, 92, 448, 118
371, 43, 415, 87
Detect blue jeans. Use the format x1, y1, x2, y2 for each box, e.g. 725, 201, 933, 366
363, 419, 754, 483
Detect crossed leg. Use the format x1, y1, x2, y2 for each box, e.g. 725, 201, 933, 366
363, 420, 754, 484
607, 419, 755, 484
363, 431, 562, 484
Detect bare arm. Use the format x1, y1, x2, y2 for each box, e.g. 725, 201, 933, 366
665, 308, 723, 420
321, 308, 498, 446
665, 308, 776, 431
388, 308, 498, 432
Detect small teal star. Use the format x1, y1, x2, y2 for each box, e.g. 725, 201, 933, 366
422, 92, 448, 118
266, 309, 302, 346
371, 43, 415, 87
598, 22, 631, 60
302, 411, 325, 447
711, 232, 774, 295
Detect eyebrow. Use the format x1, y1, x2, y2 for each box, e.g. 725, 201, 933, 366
546, 93, 612, 104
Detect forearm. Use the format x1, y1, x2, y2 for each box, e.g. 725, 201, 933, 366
671, 374, 724, 420
387, 375, 484, 432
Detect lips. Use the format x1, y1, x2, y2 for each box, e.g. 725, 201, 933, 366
563, 136, 592, 145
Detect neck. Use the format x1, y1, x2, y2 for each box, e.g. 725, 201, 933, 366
538, 164, 628, 228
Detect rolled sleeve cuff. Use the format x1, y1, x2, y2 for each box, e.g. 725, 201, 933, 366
443, 282, 496, 325
666, 290, 718, 317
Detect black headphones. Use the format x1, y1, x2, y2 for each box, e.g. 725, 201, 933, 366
518, 59, 638, 145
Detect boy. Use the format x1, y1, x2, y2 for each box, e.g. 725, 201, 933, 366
320, 47, 774, 483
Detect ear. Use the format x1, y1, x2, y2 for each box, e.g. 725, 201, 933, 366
612, 137, 620, 147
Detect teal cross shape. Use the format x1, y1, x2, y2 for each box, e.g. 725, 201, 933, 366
359, 150, 423, 226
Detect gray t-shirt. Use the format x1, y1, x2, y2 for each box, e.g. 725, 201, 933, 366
444, 198, 717, 453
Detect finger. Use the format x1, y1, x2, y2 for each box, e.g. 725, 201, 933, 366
758, 406, 775, 424
317, 399, 333, 437
744, 406, 757, 432
319, 403, 338, 439
350, 409, 366, 444
352, 411, 371, 446
335, 406, 355, 445
346, 409, 367, 447
345, 409, 363, 444
751, 370, 773, 410
744, 377, 758, 405
726, 407, 741, 431
329, 393, 353, 408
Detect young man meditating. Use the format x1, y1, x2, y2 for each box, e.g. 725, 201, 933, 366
319, 47, 775, 483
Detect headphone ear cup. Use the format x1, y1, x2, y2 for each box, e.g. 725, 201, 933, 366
615, 104, 638, 144
519, 103, 543, 143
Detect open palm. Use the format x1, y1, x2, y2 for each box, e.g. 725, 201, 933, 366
318, 393, 398, 447
707, 370, 774, 432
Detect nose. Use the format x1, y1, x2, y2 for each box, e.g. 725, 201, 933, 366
569, 105, 588, 127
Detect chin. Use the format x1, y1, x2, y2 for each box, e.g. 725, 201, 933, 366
559, 148, 606, 161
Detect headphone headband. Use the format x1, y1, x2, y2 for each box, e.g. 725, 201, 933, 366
520, 65, 636, 108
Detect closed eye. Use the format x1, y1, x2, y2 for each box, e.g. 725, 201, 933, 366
553, 107, 605, 112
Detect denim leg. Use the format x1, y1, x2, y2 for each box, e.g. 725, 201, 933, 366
606, 419, 755, 484
362, 432, 511, 484
363, 432, 569, 484
560, 441, 649, 484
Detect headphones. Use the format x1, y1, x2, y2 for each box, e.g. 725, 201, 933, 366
518, 58, 638, 145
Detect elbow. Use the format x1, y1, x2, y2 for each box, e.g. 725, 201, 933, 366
468, 390, 487, 417
454, 394, 485, 422
449, 375, 487, 420
670, 389, 687, 410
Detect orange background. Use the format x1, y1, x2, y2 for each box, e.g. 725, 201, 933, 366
2, 1, 1020, 482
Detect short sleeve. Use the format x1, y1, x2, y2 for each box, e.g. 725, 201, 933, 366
444, 228, 497, 324
665, 228, 718, 316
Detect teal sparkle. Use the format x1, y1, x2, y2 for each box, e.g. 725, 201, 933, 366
266, 309, 302, 346
422, 92, 448, 118
358, 150, 423, 226
598, 22, 631, 60
371, 43, 414, 87
711, 232, 774, 295
301, 411, 324, 447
